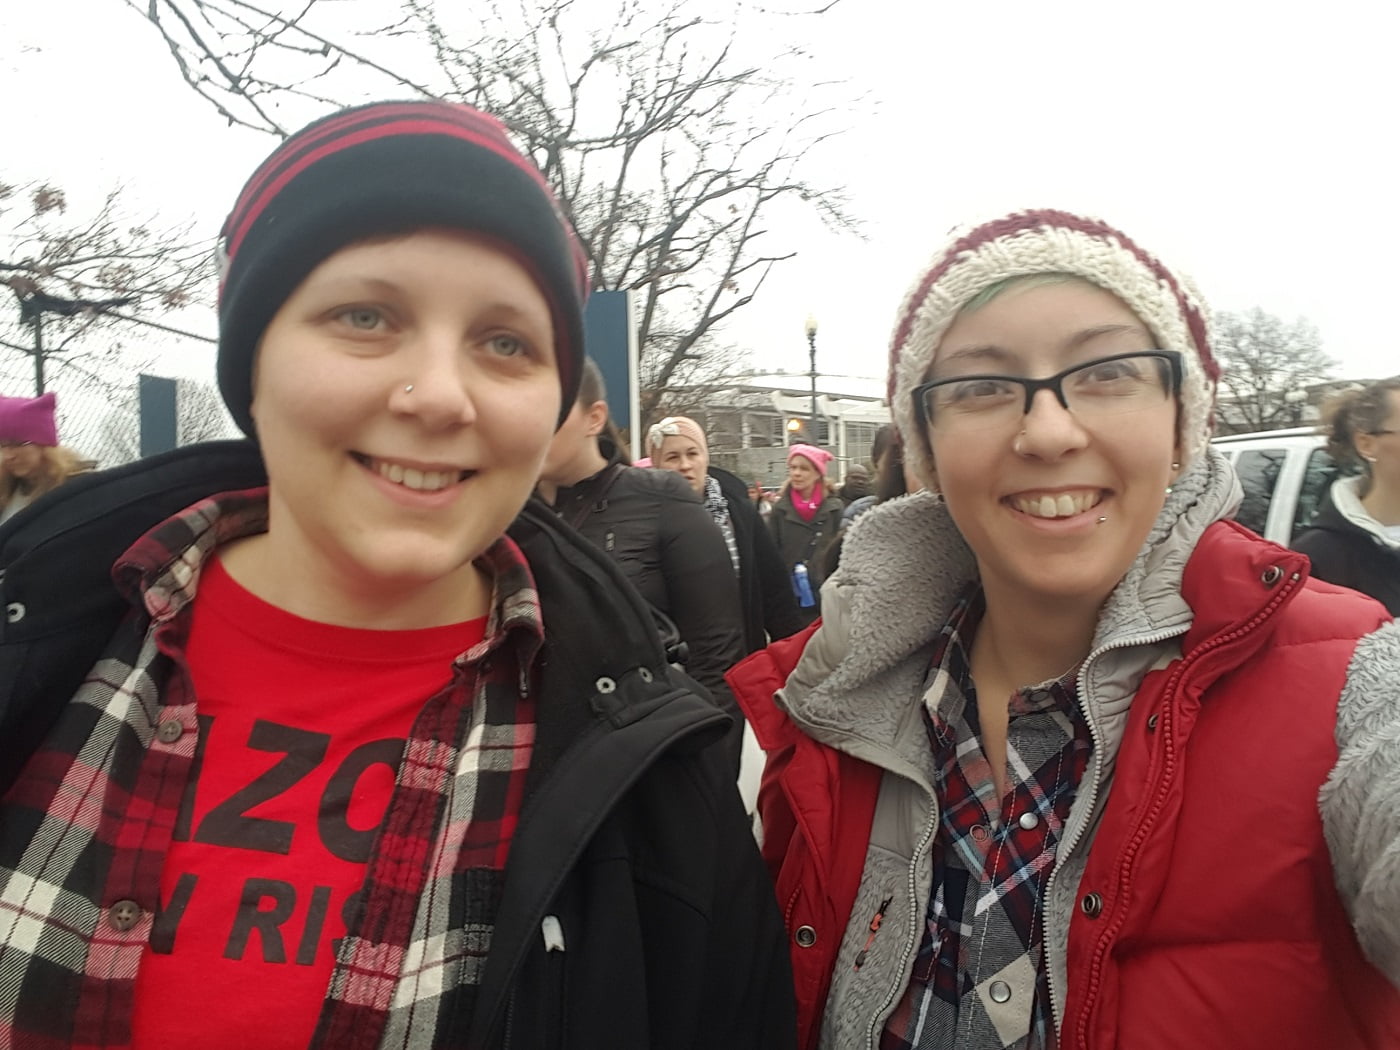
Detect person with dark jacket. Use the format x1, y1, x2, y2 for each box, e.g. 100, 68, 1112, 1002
647, 414, 804, 652
538, 366, 747, 768
1294, 377, 1400, 615
768, 443, 844, 626
0, 101, 793, 1050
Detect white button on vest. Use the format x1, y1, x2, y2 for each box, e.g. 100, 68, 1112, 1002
1018, 811, 1040, 830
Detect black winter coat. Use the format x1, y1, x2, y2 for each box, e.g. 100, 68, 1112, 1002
709, 466, 804, 652
767, 487, 845, 627
1293, 489, 1400, 616
552, 449, 746, 764
0, 441, 796, 1050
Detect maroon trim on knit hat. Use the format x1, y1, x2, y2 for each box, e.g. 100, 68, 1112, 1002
887, 209, 1219, 403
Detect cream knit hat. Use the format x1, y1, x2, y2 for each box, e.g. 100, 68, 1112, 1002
887, 209, 1219, 489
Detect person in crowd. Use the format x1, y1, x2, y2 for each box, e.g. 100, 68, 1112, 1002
0, 391, 88, 524
729, 209, 1400, 1050
768, 443, 844, 626
752, 481, 775, 518
648, 415, 805, 653
841, 423, 905, 527
0, 100, 793, 1050
1294, 377, 1400, 615
838, 463, 872, 505
537, 366, 748, 768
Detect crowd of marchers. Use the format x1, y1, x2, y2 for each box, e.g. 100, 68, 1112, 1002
0, 98, 1398, 1050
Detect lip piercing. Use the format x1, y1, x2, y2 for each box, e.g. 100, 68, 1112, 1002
1097, 516, 1107, 524
404, 384, 414, 393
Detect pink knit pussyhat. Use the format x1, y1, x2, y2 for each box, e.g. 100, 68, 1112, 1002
886, 209, 1219, 491
787, 443, 833, 476
0, 392, 59, 447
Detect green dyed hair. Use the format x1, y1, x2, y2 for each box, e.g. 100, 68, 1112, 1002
957, 272, 1089, 316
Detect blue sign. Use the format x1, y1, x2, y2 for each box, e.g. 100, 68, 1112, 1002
138, 374, 178, 458
583, 290, 638, 458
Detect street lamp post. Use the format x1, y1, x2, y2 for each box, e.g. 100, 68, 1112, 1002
804, 314, 818, 443
13, 289, 136, 395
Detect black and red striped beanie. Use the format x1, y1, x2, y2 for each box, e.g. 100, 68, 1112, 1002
217, 99, 590, 434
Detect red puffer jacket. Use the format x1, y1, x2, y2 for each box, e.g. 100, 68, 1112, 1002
729, 521, 1400, 1050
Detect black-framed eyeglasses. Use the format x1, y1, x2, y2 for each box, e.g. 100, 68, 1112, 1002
913, 350, 1184, 433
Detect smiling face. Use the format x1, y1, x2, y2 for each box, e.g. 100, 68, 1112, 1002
656, 434, 708, 495
927, 278, 1181, 607
247, 229, 560, 618
787, 455, 821, 497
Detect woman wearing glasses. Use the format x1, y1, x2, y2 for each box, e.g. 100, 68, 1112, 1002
1294, 378, 1400, 614
730, 210, 1400, 1050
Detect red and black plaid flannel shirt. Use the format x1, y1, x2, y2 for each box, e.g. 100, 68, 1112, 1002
0, 489, 542, 1049
881, 585, 1093, 1050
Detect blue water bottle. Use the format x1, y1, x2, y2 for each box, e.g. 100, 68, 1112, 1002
792, 561, 816, 608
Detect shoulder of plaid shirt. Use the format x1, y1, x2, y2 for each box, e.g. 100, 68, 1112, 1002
0, 437, 798, 1050
727, 447, 1400, 1050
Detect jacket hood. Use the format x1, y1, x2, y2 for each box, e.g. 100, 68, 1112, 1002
1318, 475, 1400, 552
778, 446, 1244, 760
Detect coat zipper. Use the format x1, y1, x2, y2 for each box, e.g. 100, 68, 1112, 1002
1066, 571, 1302, 1047
1041, 622, 1186, 1034
864, 785, 940, 1050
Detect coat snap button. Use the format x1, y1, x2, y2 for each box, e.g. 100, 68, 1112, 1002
794, 925, 817, 948
1081, 892, 1104, 918
989, 979, 1012, 1003
1018, 811, 1040, 831
5, 602, 25, 624
595, 677, 616, 694
109, 899, 143, 931
156, 719, 184, 744
638, 667, 654, 683
1260, 565, 1284, 587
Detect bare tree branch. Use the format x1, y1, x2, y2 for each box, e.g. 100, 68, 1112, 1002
0, 177, 214, 394
1214, 307, 1338, 434
120, 0, 861, 419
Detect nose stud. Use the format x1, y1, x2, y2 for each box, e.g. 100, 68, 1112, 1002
404, 384, 414, 394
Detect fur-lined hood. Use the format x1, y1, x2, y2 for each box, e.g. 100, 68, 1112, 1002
776, 445, 1244, 774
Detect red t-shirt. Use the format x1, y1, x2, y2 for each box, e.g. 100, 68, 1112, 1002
131, 556, 487, 1050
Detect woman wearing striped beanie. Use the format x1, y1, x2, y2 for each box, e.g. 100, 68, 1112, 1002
0, 100, 793, 1050
727, 209, 1400, 1049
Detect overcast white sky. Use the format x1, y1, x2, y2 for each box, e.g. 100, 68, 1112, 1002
3, 0, 1398, 395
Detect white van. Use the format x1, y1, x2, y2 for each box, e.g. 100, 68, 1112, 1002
1211, 428, 1359, 546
